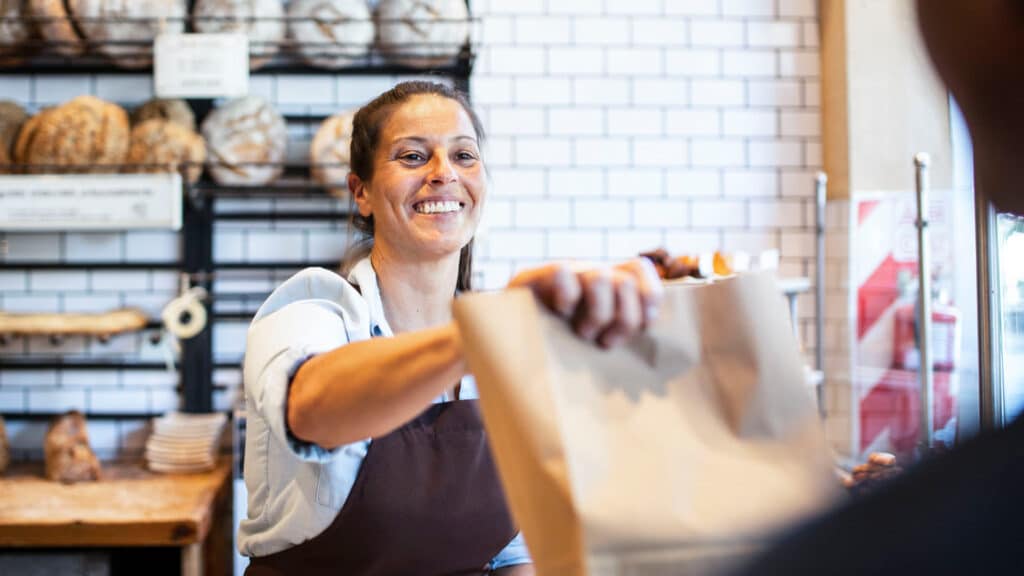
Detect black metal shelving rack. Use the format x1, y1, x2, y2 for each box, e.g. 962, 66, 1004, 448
0, 2, 475, 420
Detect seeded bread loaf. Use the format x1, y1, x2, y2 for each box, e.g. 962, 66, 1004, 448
0, 0, 32, 65
15, 96, 130, 173
131, 98, 195, 132
192, 0, 285, 70
376, 0, 469, 68
69, 0, 186, 68
44, 411, 101, 483
28, 0, 85, 56
287, 0, 374, 69
126, 119, 206, 183
310, 108, 355, 197
0, 100, 28, 169
201, 95, 286, 185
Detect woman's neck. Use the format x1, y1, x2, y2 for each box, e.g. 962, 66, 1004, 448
369, 244, 461, 334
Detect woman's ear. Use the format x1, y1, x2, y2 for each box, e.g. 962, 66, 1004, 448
349, 172, 373, 218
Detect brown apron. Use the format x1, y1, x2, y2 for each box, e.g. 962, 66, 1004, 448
246, 399, 518, 576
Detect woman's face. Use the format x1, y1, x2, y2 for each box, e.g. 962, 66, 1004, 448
353, 94, 485, 261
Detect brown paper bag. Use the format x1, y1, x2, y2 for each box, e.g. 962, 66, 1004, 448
453, 273, 841, 576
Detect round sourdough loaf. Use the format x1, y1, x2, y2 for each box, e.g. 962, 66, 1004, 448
376, 0, 469, 68
287, 0, 374, 69
0, 100, 28, 169
127, 119, 206, 183
69, 0, 186, 69
201, 95, 286, 185
28, 0, 85, 56
131, 98, 195, 132
15, 96, 130, 172
192, 0, 285, 70
310, 108, 355, 197
0, 0, 32, 65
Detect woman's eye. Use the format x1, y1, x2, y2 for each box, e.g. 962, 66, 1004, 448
400, 152, 426, 162
456, 151, 477, 162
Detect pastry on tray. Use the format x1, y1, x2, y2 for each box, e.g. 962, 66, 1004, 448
69, 0, 186, 68
131, 98, 196, 132
14, 96, 130, 173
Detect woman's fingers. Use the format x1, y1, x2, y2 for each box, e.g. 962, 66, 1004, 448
507, 263, 580, 319
508, 259, 662, 347
597, 275, 643, 348
614, 257, 664, 327
573, 268, 615, 341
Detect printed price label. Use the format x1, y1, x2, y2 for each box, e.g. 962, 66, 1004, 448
154, 33, 249, 98
0, 173, 183, 231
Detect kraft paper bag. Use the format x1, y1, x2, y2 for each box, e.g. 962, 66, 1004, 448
453, 273, 841, 576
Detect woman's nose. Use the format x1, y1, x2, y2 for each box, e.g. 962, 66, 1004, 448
428, 154, 458, 186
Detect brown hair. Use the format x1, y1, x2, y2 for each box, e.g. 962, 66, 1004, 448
342, 80, 486, 292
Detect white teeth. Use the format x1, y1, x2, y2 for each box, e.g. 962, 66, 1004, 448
415, 200, 462, 214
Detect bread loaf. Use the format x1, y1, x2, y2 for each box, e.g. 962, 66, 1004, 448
287, 0, 374, 69
201, 96, 286, 185
310, 108, 355, 197
192, 0, 285, 70
0, 100, 28, 169
0, 0, 32, 65
131, 98, 195, 132
44, 411, 101, 483
69, 0, 186, 68
28, 0, 85, 56
127, 119, 206, 183
376, 0, 469, 68
15, 96, 130, 173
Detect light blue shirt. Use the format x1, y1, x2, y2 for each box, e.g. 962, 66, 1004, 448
237, 258, 530, 569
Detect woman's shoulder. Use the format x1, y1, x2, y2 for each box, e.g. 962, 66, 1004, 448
251, 266, 365, 323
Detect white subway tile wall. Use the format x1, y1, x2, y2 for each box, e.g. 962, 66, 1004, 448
0, 0, 824, 458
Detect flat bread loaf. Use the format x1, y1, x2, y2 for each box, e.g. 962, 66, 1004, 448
69, 0, 186, 68
127, 119, 206, 183
27, 0, 85, 56
192, 0, 285, 70
0, 100, 28, 168
15, 96, 130, 173
376, 0, 469, 68
310, 108, 355, 197
201, 95, 286, 185
131, 98, 195, 132
287, 0, 374, 69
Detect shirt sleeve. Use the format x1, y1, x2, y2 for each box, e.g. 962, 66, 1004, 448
243, 269, 371, 462
489, 532, 532, 570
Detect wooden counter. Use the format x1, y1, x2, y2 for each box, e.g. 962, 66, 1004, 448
0, 458, 232, 576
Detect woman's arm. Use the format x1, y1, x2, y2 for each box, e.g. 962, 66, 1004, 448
288, 322, 465, 449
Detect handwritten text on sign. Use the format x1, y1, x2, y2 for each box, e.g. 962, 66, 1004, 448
0, 173, 183, 231
154, 33, 249, 98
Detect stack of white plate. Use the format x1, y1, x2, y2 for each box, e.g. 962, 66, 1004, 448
145, 412, 227, 473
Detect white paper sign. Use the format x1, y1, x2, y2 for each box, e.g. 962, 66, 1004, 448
0, 173, 183, 231
154, 33, 250, 98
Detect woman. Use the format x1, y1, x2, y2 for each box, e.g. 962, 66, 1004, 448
238, 81, 662, 576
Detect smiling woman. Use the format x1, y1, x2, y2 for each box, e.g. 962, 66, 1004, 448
238, 81, 662, 576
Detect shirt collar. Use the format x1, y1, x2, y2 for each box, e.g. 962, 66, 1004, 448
346, 257, 394, 338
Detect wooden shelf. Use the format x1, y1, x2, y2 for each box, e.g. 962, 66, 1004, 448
0, 458, 231, 548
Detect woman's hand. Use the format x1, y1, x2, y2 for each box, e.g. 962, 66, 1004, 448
507, 259, 663, 348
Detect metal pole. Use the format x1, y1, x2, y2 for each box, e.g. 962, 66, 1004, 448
976, 188, 1004, 432
814, 172, 828, 418
815, 172, 828, 374
915, 153, 934, 450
